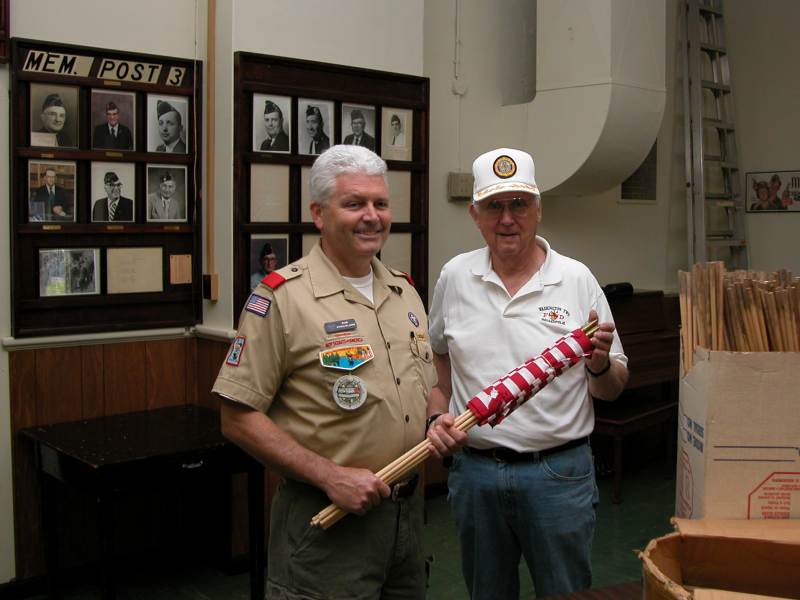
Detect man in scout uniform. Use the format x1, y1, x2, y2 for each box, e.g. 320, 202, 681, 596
424, 148, 628, 598
213, 144, 442, 599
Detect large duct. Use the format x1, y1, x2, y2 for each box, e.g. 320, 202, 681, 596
521, 0, 666, 195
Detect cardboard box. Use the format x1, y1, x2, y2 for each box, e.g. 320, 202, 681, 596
641, 518, 800, 599
676, 349, 800, 520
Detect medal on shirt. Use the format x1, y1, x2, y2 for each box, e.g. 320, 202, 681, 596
332, 375, 368, 411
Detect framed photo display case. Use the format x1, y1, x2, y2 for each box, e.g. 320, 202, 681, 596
10, 39, 202, 337
234, 52, 430, 318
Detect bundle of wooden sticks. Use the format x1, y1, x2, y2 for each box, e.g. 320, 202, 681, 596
678, 262, 800, 374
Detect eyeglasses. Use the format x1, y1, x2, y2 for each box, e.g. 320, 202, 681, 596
478, 197, 535, 217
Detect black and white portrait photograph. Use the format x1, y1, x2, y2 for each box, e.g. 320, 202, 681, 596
147, 94, 189, 153
90, 162, 136, 223
253, 94, 291, 153
341, 103, 376, 151
146, 164, 187, 222
29, 83, 79, 149
381, 107, 413, 161
91, 90, 135, 151
39, 248, 101, 297
249, 234, 288, 290
298, 99, 333, 156
27, 160, 76, 223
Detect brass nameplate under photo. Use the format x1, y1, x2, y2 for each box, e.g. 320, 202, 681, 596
170, 254, 192, 285
107, 247, 163, 294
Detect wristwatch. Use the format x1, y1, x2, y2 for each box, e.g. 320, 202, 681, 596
425, 413, 443, 433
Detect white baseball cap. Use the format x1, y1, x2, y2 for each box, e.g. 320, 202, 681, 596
472, 147, 539, 203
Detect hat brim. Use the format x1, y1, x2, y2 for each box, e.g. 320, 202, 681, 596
473, 182, 540, 203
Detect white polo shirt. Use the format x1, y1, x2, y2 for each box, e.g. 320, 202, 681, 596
429, 236, 627, 452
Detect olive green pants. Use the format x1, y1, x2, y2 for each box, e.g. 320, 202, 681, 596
266, 479, 426, 600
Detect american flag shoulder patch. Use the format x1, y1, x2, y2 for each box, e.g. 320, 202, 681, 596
246, 294, 272, 317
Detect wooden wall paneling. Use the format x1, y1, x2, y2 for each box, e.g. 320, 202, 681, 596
34, 347, 84, 425
9, 351, 44, 578
80, 345, 105, 419
103, 342, 148, 415
185, 337, 198, 407
145, 339, 188, 409
195, 338, 228, 410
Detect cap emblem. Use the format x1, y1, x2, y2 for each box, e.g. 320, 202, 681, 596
493, 155, 517, 179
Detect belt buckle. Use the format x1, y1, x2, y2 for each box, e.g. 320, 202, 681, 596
391, 480, 404, 501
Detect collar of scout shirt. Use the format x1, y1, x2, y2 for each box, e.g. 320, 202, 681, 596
304, 242, 394, 307
469, 235, 562, 291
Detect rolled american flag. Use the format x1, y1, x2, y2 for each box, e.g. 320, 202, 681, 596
311, 321, 599, 529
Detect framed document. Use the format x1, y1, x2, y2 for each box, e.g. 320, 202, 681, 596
107, 247, 164, 294
250, 164, 290, 222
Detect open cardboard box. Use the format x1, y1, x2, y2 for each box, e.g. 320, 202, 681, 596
641, 518, 800, 599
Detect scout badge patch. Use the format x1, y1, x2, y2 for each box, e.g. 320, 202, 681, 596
332, 375, 367, 411
226, 336, 246, 366
320, 344, 374, 371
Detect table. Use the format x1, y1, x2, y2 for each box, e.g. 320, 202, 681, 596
21, 405, 265, 600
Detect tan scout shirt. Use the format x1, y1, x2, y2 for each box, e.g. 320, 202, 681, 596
213, 243, 436, 473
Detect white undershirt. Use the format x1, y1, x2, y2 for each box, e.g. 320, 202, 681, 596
343, 269, 374, 303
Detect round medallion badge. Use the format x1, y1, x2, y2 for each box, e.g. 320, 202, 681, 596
332, 375, 368, 411
492, 155, 517, 179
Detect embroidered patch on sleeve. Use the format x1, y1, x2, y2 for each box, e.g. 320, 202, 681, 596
226, 336, 246, 366
245, 294, 272, 317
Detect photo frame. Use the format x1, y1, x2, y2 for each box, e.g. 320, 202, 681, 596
298, 98, 333, 156
28, 160, 76, 223
249, 234, 288, 290
29, 83, 79, 149
146, 164, 188, 222
252, 93, 292, 153
91, 90, 136, 151
39, 248, 101, 297
90, 162, 136, 223
341, 103, 376, 151
745, 170, 800, 212
147, 93, 189, 153
380, 107, 412, 162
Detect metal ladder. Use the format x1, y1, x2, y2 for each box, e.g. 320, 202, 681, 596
682, 0, 747, 268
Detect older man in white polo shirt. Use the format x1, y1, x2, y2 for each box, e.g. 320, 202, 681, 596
424, 148, 629, 599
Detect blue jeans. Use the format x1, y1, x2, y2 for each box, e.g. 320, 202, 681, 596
447, 443, 599, 599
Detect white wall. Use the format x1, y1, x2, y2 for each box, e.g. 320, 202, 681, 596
425, 0, 683, 293
0, 0, 207, 583
202, 0, 425, 334
725, 0, 800, 274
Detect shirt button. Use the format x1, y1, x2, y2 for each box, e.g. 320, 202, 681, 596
405, 415, 410, 423
386, 342, 391, 349
291, 267, 298, 272
395, 377, 401, 385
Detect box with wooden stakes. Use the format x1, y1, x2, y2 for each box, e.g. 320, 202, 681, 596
676, 262, 800, 520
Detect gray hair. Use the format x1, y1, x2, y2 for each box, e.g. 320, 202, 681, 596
309, 145, 387, 206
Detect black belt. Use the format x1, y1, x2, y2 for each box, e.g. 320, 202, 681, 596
391, 473, 419, 501
464, 437, 589, 463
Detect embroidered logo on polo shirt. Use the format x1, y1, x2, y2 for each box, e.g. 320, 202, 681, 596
538, 305, 570, 324
226, 336, 246, 366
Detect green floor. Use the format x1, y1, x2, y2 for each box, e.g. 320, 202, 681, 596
29, 460, 675, 599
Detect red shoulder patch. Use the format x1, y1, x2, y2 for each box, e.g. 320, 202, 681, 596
261, 272, 286, 289
401, 272, 415, 288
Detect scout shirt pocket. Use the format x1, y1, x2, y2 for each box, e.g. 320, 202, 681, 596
409, 334, 435, 397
